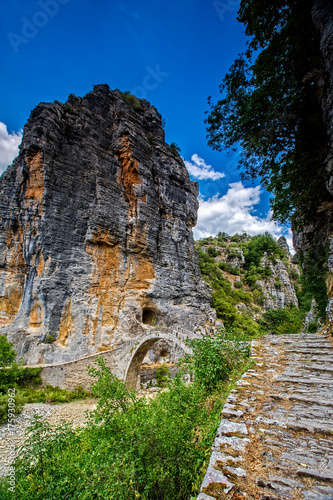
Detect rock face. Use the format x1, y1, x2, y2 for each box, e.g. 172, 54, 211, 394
257, 253, 299, 312
0, 85, 215, 364
197, 236, 300, 312
291, 1, 333, 330
311, 0, 333, 328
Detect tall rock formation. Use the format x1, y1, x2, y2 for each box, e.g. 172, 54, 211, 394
311, 0, 333, 328
0, 85, 215, 364
291, 1, 333, 331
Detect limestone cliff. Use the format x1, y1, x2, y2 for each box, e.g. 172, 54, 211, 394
292, 1, 333, 330
0, 85, 215, 364
196, 234, 300, 334
311, 0, 333, 328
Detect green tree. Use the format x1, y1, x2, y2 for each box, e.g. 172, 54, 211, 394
206, 0, 329, 224
0, 336, 16, 368
245, 233, 283, 267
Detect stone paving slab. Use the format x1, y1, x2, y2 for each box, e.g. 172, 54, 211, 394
197, 332, 333, 499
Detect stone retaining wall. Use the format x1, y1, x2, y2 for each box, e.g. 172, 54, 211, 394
38, 349, 119, 391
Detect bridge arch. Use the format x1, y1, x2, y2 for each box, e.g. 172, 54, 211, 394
124, 332, 191, 389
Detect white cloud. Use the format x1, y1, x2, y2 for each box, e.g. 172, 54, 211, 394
193, 181, 293, 251
0, 122, 22, 174
184, 154, 225, 181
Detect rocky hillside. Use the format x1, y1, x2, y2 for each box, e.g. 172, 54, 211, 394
0, 85, 215, 365
196, 232, 305, 336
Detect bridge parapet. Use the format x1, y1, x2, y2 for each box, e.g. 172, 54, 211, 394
30, 326, 203, 391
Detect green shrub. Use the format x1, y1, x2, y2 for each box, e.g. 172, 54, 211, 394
262, 307, 303, 334
307, 321, 318, 333
289, 269, 300, 281
19, 385, 89, 404
234, 280, 243, 289
183, 329, 250, 390
218, 261, 241, 275
155, 364, 170, 387
227, 250, 241, 260
0, 364, 42, 392
207, 246, 220, 258
0, 391, 25, 424
170, 142, 181, 157
121, 91, 141, 110
0, 336, 16, 367
44, 334, 56, 344
253, 289, 264, 306
245, 233, 284, 268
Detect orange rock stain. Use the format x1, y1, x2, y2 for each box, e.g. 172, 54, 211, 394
57, 298, 74, 346
117, 137, 147, 216
24, 149, 44, 202
29, 296, 44, 328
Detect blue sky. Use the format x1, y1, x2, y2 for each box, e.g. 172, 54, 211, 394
0, 0, 292, 245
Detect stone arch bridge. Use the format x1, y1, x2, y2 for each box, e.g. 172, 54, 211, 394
34, 327, 198, 391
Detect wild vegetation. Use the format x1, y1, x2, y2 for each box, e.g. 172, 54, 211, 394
196, 232, 314, 336
0, 337, 89, 424
0, 329, 251, 500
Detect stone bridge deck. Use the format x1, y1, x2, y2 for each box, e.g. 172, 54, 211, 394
198, 332, 333, 500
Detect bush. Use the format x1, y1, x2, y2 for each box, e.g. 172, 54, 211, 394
253, 289, 264, 306
43, 334, 56, 344
0, 391, 25, 424
234, 280, 243, 289
0, 336, 16, 367
19, 385, 89, 404
183, 329, 250, 390
0, 335, 89, 424
170, 142, 181, 157
155, 364, 170, 387
274, 280, 283, 290
207, 246, 220, 258
147, 134, 155, 145
262, 307, 303, 334
219, 261, 241, 275
245, 233, 284, 268
0, 364, 42, 393
307, 321, 318, 333
121, 91, 141, 110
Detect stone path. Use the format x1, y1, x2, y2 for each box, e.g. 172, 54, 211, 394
198, 332, 333, 500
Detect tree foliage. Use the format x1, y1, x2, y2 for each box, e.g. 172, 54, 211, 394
245, 233, 284, 267
206, 0, 329, 223
0, 336, 16, 368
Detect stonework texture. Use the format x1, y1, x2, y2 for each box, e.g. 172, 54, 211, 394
0, 85, 215, 365
198, 332, 333, 499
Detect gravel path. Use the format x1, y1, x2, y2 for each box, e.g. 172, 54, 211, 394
0, 399, 97, 477
198, 332, 333, 500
